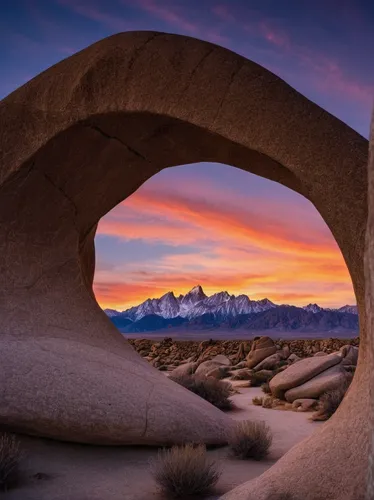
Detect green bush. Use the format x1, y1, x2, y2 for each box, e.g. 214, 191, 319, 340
228, 420, 272, 460
169, 374, 234, 410
150, 443, 221, 498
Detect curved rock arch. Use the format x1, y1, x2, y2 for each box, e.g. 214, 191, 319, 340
0, 32, 370, 498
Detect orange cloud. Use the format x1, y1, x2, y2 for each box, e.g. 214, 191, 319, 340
95, 178, 355, 310
109, 188, 339, 259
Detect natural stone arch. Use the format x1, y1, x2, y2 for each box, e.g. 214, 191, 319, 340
0, 31, 369, 499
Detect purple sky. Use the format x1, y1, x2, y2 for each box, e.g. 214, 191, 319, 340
1, 0, 373, 309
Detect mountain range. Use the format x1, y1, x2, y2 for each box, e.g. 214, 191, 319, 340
104, 285, 359, 334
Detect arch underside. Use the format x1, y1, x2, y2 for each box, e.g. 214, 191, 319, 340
0, 31, 371, 499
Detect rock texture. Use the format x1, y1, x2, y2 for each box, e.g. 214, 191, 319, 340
284, 364, 349, 402
246, 336, 277, 368
269, 352, 343, 398
0, 30, 370, 498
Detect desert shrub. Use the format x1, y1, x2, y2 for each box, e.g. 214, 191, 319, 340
228, 420, 272, 460
261, 382, 271, 394
0, 433, 23, 491
150, 443, 221, 497
252, 396, 263, 406
249, 371, 273, 387
230, 369, 253, 381
169, 374, 233, 410
261, 396, 273, 409
311, 377, 352, 421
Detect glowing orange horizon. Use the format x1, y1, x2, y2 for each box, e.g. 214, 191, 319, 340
94, 177, 355, 311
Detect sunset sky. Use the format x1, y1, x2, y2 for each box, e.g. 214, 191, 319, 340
1, 0, 373, 310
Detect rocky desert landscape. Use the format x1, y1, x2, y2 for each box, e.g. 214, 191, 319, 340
1, 335, 358, 499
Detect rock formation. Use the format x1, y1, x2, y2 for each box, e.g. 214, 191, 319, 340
0, 31, 370, 498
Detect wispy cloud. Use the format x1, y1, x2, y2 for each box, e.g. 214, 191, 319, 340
95, 180, 353, 310
57, 0, 132, 31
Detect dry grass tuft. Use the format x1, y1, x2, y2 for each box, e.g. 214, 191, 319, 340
311, 376, 352, 421
249, 371, 273, 387
0, 433, 23, 492
252, 396, 263, 406
228, 420, 272, 460
150, 443, 221, 497
169, 374, 234, 410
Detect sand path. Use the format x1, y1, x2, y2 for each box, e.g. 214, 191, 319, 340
4, 386, 322, 500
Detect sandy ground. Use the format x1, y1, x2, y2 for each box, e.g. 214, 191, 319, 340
4, 387, 322, 500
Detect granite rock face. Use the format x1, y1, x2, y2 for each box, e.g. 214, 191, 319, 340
0, 30, 370, 499
269, 352, 343, 398
246, 336, 277, 368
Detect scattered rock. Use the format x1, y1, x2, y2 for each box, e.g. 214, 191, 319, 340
211, 354, 231, 366
270, 352, 343, 398
292, 398, 319, 412
340, 345, 359, 366
169, 362, 198, 378
284, 364, 349, 402
253, 352, 283, 371
246, 336, 277, 369
288, 353, 301, 363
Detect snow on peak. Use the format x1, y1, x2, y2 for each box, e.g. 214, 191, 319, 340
303, 303, 323, 314
105, 288, 358, 322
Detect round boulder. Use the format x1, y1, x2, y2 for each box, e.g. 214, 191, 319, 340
284, 364, 349, 403
246, 336, 277, 369
269, 352, 343, 398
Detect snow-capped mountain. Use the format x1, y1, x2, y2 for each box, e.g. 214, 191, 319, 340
104, 286, 359, 334
105, 285, 278, 322
303, 303, 324, 314
338, 305, 358, 315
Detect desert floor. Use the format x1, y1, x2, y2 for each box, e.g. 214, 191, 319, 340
4, 385, 323, 500
124, 328, 358, 341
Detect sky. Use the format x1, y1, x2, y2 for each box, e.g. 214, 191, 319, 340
1, 0, 373, 310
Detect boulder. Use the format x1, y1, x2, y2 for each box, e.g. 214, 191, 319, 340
340, 345, 359, 366
281, 345, 290, 359
292, 398, 318, 412
314, 351, 328, 357
246, 336, 277, 369
195, 360, 225, 378
231, 361, 248, 371
206, 365, 231, 379
288, 353, 301, 364
269, 352, 342, 398
253, 352, 283, 371
285, 364, 349, 402
169, 362, 198, 378
211, 354, 231, 366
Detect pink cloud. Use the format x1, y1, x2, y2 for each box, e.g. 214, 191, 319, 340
212, 5, 235, 23
134, 0, 199, 35
58, 0, 132, 31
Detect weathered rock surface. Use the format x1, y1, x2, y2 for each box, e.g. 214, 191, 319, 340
270, 352, 343, 398
0, 28, 369, 500
340, 345, 359, 366
246, 336, 277, 369
169, 362, 198, 378
211, 354, 231, 366
285, 364, 349, 402
195, 360, 230, 379
253, 352, 283, 371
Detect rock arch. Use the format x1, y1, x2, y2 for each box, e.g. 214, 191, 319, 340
0, 32, 370, 498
